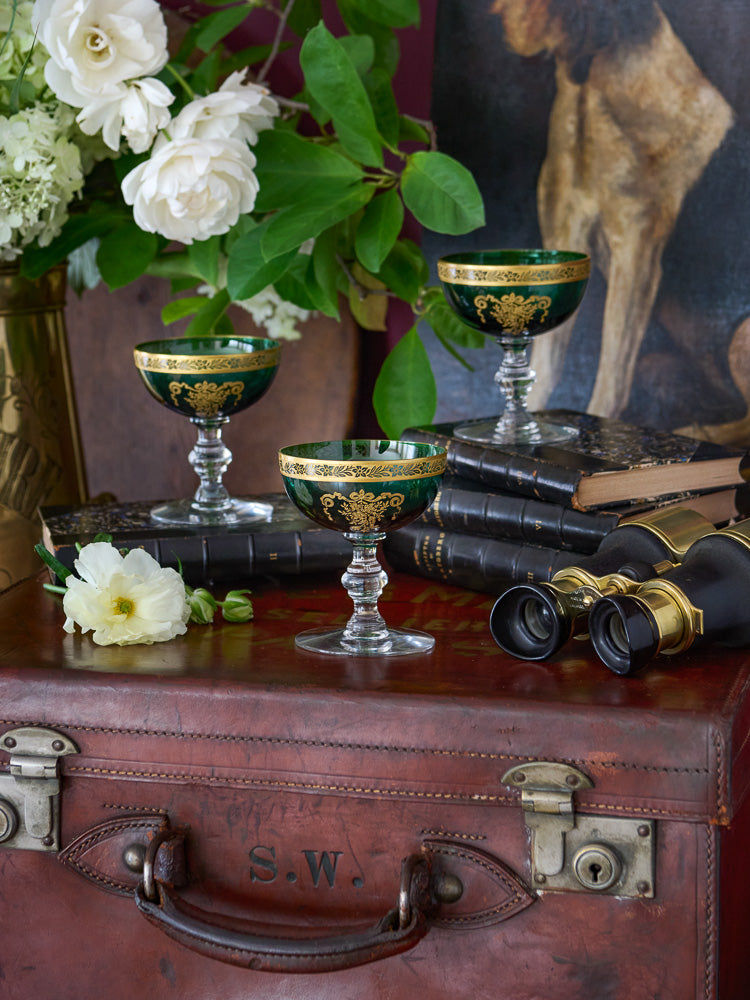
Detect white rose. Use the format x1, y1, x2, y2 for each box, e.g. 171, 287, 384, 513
63, 542, 190, 646
121, 134, 260, 244
33, 0, 168, 105
171, 71, 279, 145
76, 77, 174, 152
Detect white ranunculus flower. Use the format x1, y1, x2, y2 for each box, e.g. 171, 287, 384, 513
121, 134, 260, 244
171, 71, 280, 145
77, 77, 174, 152
62, 542, 190, 646
33, 0, 168, 106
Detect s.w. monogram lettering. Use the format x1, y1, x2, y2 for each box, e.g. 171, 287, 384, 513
248, 845, 363, 889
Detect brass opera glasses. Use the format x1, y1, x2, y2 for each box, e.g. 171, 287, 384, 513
588, 519, 750, 675
489, 507, 716, 663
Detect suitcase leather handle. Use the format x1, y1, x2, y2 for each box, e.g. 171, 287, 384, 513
135, 849, 433, 974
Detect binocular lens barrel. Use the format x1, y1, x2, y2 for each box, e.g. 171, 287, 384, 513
490, 585, 567, 660
588, 596, 661, 675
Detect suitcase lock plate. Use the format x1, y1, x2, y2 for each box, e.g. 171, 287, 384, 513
0, 727, 79, 852
503, 761, 655, 898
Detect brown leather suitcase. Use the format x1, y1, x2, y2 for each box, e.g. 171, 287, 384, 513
0, 568, 748, 999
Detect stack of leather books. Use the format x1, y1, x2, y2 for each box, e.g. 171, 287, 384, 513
39, 493, 351, 588
384, 409, 750, 594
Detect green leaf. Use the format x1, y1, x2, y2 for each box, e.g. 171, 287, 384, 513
96, 222, 159, 290
373, 327, 437, 438
398, 115, 431, 145
338, 34, 375, 76
363, 68, 400, 148
355, 188, 404, 273
195, 6, 250, 53
287, 0, 323, 37
188, 235, 222, 287
347, 0, 420, 28
377, 238, 428, 303
303, 249, 339, 317
20, 210, 126, 279
274, 256, 319, 311
34, 542, 71, 583
226, 222, 297, 300
300, 23, 383, 167
184, 288, 231, 337
423, 287, 485, 351
213, 312, 235, 337
253, 130, 364, 212
190, 47, 223, 95
311, 227, 341, 317
336, 1, 400, 76
401, 151, 486, 235
161, 296, 206, 325
262, 184, 374, 260
146, 251, 203, 282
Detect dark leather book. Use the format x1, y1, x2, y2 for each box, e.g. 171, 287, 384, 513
384, 522, 583, 594
403, 410, 748, 510
419, 476, 748, 554
39, 493, 351, 587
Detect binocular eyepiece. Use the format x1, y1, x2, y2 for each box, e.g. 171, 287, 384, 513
490, 507, 715, 663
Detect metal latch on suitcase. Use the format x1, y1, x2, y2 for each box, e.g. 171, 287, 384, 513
503, 761, 655, 898
0, 726, 79, 852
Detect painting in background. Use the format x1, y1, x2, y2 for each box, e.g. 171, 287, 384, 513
423, 0, 750, 447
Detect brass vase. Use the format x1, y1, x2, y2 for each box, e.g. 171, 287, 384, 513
0, 264, 87, 569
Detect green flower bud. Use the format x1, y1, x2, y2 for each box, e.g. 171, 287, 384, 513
220, 589, 254, 623
186, 586, 218, 625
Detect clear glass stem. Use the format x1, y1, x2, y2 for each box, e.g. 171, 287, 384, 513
340, 532, 390, 647
189, 415, 233, 514
492, 332, 540, 441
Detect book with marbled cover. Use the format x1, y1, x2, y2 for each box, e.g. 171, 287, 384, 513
403, 410, 748, 511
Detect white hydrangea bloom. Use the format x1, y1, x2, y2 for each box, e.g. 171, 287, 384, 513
62, 542, 190, 646
236, 285, 311, 342
0, 1, 48, 104
121, 133, 260, 244
170, 71, 279, 145
0, 103, 84, 261
33, 0, 169, 106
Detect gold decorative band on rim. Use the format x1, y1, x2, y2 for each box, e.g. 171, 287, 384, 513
134, 346, 280, 374
437, 256, 591, 287
279, 452, 447, 482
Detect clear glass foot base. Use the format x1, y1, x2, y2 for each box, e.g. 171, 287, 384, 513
150, 497, 273, 526
295, 626, 435, 657
454, 414, 578, 446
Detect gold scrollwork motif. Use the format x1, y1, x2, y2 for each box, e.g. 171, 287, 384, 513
278, 454, 446, 481
169, 380, 244, 416
474, 292, 552, 333
135, 348, 279, 374
321, 489, 405, 532
437, 258, 590, 286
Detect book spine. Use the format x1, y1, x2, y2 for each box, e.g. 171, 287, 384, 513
423, 486, 619, 553
384, 524, 583, 595
48, 530, 351, 587
404, 428, 583, 505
